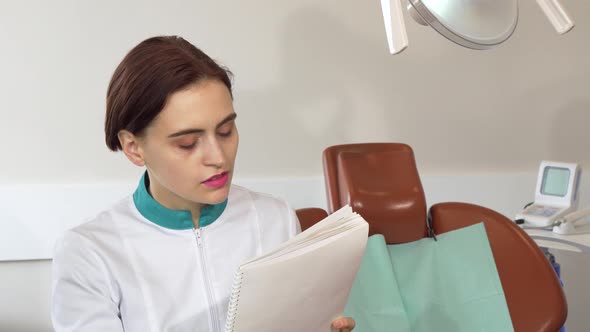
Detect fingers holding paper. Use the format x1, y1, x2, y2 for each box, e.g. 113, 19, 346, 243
331, 317, 356, 331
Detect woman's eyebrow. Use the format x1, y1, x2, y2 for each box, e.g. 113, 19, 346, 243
168, 128, 204, 138
167, 113, 237, 138
216, 113, 237, 129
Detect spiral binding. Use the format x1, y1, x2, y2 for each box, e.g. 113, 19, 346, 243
224, 270, 244, 332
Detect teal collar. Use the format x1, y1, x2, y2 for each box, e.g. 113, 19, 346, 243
133, 172, 228, 230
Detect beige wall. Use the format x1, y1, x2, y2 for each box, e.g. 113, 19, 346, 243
0, 0, 588, 185
0, 260, 52, 331
1, 0, 589, 331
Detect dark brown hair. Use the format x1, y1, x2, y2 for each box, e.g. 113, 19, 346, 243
105, 35, 233, 151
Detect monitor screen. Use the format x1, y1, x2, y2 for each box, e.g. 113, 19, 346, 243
541, 166, 570, 197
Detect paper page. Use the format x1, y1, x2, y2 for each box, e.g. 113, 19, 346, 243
227, 222, 368, 332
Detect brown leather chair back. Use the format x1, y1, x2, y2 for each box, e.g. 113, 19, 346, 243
322, 143, 567, 331
430, 202, 567, 332
323, 143, 427, 244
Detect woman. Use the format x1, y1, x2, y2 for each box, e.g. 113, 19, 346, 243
51, 36, 355, 332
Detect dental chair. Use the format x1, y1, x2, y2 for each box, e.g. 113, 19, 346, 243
297, 143, 567, 332
295, 207, 328, 231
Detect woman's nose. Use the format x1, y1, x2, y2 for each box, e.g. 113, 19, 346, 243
202, 137, 225, 167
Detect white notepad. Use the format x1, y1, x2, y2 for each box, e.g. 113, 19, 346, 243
224, 205, 369, 332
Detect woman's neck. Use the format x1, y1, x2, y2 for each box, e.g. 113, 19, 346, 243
147, 176, 204, 228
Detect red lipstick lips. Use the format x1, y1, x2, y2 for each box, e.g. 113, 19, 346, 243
202, 171, 229, 188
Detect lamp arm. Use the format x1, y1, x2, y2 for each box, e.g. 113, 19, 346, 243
535, 0, 575, 34
381, 0, 408, 54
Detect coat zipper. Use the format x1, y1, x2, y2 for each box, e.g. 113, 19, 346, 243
194, 228, 221, 332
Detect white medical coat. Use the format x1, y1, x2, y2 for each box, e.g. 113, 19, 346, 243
51, 183, 300, 332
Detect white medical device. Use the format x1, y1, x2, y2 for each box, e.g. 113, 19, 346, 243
552, 207, 590, 235
516, 161, 581, 229
380, 0, 575, 54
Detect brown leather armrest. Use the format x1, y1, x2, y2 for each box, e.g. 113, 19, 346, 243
295, 208, 328, 231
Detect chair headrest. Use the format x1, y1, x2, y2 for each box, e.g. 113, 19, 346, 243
323, 143, 428, 244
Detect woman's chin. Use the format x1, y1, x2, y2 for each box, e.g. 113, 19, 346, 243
200, 187, 230, 205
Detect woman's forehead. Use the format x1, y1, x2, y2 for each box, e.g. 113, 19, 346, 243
153, 80, 234, 131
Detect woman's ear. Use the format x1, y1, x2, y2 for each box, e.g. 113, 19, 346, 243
118, 130, 146, 167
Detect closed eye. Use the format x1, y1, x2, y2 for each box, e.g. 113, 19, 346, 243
218, 130, 233, 137
179, 143, 196, 150
217, 121, 235, 137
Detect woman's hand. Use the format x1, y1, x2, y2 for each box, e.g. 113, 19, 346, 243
331, 317, 355, 332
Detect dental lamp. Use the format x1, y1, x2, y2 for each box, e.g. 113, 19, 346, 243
381, 0, 575, 54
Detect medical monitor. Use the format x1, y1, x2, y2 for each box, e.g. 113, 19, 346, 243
516, 161, 580, 227
536, 161, 580, 206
